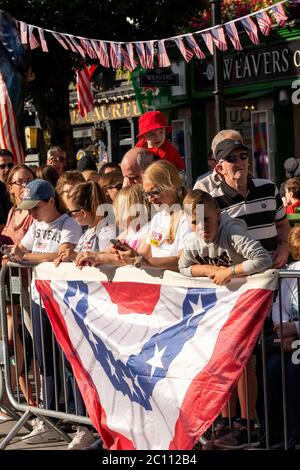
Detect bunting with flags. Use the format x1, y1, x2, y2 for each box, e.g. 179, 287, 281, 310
12, 1, 294, 70
35, 263, 277, 450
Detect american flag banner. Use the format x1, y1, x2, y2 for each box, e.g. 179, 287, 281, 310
0, 74, 25, 163
174, 38, 194, 62
91, 40, 110, 68
256, 11, 272, 36
185, 34, 205, 60
76, 65, 95, 117
69, 36, 86, 57
35, 263, 277, 450
80, 39, 97, 59
126, 43, 137, 71
144, 41, 155, 69
52, 32, 69, 50
135, 42, 147, 69
225, 22, 243, 51
28, 25, 39, 50
270, 4, 288, 26
38, 28, 48, 52
119, 44, 135, 71
241, 17, 260, 45
211, 26, 227, 51
110, 43, 119, 69
63, 35, 78, 53
201, 32, 214, 55
156, 40, 171, 67
19, 21, 28, 44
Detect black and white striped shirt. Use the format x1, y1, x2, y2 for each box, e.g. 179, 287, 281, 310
211, 177, 286, 253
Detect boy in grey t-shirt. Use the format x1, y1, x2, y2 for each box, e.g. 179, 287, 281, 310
179, 190, 272, 285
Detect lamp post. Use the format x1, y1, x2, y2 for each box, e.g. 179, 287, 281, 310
210, 0, 225, 131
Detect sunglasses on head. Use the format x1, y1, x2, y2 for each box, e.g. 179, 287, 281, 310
224, 153, 248, 164
0, 162, 14, 170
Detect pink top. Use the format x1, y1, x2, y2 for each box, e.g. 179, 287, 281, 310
2, 207, 34, 245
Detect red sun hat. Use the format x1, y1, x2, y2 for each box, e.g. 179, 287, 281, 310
137, 111, 172, 138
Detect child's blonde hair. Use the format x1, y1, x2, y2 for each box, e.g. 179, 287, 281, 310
288, 226, 300, 260
113, 184, 150, 230
143, 160, 187, 242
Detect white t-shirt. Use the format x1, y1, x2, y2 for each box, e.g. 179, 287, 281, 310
75, 220, 115, 253
22, 213, 82, 253
145, 209, 191, 257
21, 213, 82, 304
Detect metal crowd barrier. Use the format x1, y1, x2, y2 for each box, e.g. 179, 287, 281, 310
0, 263, 299, 450
0, 262, 92, 449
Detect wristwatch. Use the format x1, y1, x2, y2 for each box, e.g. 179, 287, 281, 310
134, 254, 143, 269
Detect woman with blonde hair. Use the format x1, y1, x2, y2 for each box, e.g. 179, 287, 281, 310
77, 161, 191, 270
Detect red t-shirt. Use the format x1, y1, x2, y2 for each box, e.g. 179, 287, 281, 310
286, 200, 300, 213
135, 138, 185, 171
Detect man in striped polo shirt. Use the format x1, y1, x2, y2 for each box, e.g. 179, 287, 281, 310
207, 138, 290, 449
211, 138, 290, 267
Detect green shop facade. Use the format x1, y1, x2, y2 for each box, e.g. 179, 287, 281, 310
143, 26, 300, 187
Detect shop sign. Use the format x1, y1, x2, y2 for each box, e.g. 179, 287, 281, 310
140, 68, 179, 86
194, 39, 300, 92
70, 100, 140, 125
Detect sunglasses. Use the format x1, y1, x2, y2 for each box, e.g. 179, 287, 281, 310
224, 153, 248, 164
12, 179, 33, 187
67, 208, 82, 216
143, 189, 161, 198
48, 156, 66, 163
106, 183, 123, 190
0, 162, 14, 170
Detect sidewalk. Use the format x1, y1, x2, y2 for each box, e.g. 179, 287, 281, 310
0, 416, 69, 450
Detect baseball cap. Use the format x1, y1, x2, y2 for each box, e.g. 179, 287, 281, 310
17, 179, 55, 210
77, 155, 97, 172
215, 139, 248, 162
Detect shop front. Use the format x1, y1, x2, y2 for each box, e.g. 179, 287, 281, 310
191, 28, 300, 185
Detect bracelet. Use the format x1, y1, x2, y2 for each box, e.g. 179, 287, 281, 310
230, 265, 237, 277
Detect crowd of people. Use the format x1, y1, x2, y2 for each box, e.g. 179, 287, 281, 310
0, 110, 299, 450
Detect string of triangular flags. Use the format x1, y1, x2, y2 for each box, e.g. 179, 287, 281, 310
16, 0, 299, 71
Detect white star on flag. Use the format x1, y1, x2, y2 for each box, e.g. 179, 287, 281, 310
147, 344, 167, 378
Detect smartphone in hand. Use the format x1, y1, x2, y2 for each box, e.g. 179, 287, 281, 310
110, 239, 131, 252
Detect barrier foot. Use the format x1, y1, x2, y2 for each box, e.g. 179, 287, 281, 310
42, 415, 72, 443
0, 409, 32, 449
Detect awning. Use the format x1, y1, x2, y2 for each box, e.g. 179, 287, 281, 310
231, 89, 274, 101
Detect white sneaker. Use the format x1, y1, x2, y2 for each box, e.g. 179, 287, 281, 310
22, 419, 62, 444
68, 426, 95, 450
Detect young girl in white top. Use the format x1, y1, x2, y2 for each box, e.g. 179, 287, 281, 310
55, 181, 115, 265
11, 179, 82, 444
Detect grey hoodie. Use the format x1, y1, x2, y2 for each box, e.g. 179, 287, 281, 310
179, 212, 272, 277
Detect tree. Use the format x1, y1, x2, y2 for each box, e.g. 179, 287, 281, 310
0, 0, 206, 164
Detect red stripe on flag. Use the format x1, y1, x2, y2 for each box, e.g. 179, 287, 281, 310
0, 74, 24, 163
76, 66, 94, 117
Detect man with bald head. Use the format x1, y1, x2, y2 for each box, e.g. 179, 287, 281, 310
120, 148, 156, 187
194, 129, 243, 192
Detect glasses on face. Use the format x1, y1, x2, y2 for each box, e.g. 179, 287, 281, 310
66, 208, 82, 217
224, 153, 248, 164
12, 179, 33, 187
0, 162, 14, 170
106, 183, 123, 190
48, 156, 66, 163
143, 189, 161, 199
